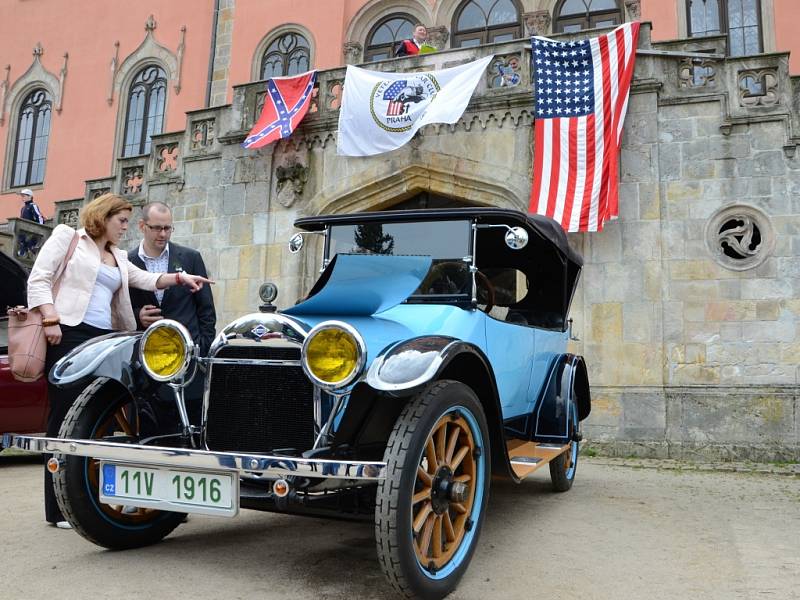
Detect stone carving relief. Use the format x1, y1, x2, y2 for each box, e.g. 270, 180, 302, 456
91, 187, 111, 200
705, 204, 775, 271
107, 41, 120, 106
0, 65, 9, 125
2, 43, 63, 124
489, 55, 521, 88
156, 144, 179, 172
426, 26, 449, 51
58, 209, 79, 228
275, 161, 309, 208
738, 68, 779, 107
678, 58, 716, 88
327, 79, 343, 111
191, 118, 215, 150
343, 41, 363, 65
15, 230, 44, 263
523, 11, 551, 37
624, 0, 642, 21
122, 167, 144, 195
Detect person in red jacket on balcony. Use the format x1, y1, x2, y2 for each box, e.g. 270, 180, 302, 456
394, 24, 428, 57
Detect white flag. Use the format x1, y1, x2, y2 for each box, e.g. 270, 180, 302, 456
337, 55, 493, 157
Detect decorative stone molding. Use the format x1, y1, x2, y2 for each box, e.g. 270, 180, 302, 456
156, 143, 179, 173
58, 208, 79, 228
107, 41, 120, 106
190, 118, 216, 150
2, 43, 63, 121
624, 0, 642, 21
738, 68, 779, 107
488, 55, 522, 88
251, 24, 316, 81
57, 52, 68, 112
122, 166, 144, 195
705, 204, 775, 271
0, 64, 9, 125
175, 26, 186, 94
275, 160, 309, 208
523, 11, 551, 37
426, 26, 449, 51
678, 58, 716, 88
345, 0, 431, 53
111, 15, 181, 106
326, 79, 343, 111
343, 41, 363, 65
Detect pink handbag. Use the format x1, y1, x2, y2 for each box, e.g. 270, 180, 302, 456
7, 231, 79, 382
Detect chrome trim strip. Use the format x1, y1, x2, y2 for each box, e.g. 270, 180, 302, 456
204, 358, 302, 367
6, 434, 386, 481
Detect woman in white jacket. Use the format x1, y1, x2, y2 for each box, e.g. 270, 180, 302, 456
27, 193, 212, 528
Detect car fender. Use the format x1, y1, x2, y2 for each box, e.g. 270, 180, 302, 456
532, 354, 590, 442
49, 331, 144, 392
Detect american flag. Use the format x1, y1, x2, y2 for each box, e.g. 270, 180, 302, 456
243, 71, 316, 149
383, 80, 408, 116
529, 22, 640, 232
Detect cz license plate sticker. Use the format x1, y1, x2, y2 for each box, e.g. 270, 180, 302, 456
99, 462, 238, 517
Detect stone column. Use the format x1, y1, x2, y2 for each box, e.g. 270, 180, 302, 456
342, 41, 363, 65
524, 10, 551, 37
209, 0, 235, 107
426, 26, 449, 50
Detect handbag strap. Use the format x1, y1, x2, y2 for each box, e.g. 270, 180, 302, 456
50, 231, 80, 300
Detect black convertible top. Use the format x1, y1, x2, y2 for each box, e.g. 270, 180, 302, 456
294, 207, 583, 268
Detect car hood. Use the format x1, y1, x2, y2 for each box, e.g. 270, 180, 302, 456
284, 254, 432, 317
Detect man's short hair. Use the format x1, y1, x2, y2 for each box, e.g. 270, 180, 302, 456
141, 201, 172, 221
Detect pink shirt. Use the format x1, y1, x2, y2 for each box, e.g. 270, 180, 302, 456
27, 224, 161, 331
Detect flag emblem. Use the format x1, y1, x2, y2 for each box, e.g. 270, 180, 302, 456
370, 75, 439, 132
243, 71, 316, 149
529, 22, 640, 232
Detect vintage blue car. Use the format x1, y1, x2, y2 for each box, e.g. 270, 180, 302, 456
5, 207, 590, 599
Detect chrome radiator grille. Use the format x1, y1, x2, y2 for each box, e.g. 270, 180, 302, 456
205, 345, 315, 453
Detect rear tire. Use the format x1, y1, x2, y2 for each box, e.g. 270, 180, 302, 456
375, 380, 490, 600
549, 403, 579, 493
54, 377, 184, 549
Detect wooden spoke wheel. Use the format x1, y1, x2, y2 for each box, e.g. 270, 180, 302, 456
54, 377, 184, 549
376, 380, 490, 600
412, 411, 477, 570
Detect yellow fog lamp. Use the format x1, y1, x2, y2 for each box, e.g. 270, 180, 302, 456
139, 319, 195, 382
301, 321, 366, 391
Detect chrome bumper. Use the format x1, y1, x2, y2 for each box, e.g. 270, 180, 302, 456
3, 434, 386, 482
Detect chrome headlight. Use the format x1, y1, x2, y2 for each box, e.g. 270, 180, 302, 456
139, 319, 195, 382
301, 321, 366, 391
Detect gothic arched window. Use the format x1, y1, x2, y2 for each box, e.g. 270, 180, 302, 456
260, 32, 311, 79
365, 14, 417, 61
122, 65, 167, 157
12, 88, 52, 187
554, 0, 623, 33
452, 0, 522, 48
687, 0, 762, 56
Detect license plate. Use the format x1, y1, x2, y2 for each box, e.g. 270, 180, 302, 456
99, 462, 238, 517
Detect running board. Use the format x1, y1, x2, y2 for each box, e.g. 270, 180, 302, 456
507, 439, 571, 480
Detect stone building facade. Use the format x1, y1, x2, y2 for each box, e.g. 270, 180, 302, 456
14, 19, 800, 462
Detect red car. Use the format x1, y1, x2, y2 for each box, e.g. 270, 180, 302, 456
0, 252, 48, 438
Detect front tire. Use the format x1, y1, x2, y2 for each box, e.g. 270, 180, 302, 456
54, 377, 184, 549
375, 381, 490, 599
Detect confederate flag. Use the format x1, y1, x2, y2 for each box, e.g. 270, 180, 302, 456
529, 23, 640, 232
243, 71, 317, 149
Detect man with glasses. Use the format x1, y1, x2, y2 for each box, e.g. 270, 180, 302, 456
128, 202, 216, 433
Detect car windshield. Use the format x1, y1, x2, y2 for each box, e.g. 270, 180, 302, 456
327, 220, 473, 299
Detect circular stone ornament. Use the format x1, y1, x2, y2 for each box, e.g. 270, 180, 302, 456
704, 204, 775, 271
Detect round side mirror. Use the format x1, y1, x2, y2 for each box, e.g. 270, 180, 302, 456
289, 232, 304, 254
504, 227, 529, 250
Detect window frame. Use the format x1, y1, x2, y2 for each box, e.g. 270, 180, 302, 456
10, 87, 52, 188
451, 0, 524, 49
259, 31, 312, 80
121, 64, 167, 158
553, 0, 624, 34
364, 13, 418, 62
686, 0, 764, 56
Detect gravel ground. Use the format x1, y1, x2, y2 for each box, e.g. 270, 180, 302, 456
1, 452, 798, 600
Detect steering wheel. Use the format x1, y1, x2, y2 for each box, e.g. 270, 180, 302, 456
474, 270, 496, 314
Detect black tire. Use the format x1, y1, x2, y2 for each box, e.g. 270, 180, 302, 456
54, 377, 184, 549
375, 380, 491, 600
549, 403, 579, 493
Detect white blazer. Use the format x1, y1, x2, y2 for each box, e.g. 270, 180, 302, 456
27, 224, 161, 331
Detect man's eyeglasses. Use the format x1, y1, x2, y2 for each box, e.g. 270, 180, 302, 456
144, 224, 174, 233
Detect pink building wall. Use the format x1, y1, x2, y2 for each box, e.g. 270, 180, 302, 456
1, 0, 798, 222
0, 1, 213, 221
